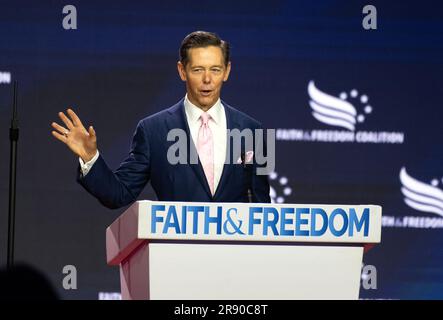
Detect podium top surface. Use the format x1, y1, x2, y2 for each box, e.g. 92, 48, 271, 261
106, 201, 382, 265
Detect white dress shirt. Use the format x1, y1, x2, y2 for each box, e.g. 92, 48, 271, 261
80, 95, 228, 192
79, 149, 100, 176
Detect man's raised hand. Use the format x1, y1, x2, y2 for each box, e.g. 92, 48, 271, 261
51, 108, 98, 162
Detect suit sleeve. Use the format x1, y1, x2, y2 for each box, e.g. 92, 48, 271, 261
76, 121, 151, 209
251, 124, 271, 203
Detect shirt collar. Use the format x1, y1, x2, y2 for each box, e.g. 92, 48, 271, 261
184, 94, 223, 125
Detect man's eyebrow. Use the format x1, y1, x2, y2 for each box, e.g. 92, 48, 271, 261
190, 64, 224, 68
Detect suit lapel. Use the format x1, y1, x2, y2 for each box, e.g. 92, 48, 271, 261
165, 100, 213, 198
213, 103, 240, 199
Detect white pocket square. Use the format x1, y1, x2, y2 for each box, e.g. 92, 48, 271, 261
236, 151, 254, 164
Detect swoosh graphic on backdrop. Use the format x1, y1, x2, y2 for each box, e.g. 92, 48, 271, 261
308, 80, 357, 131
400, 167, 443, 216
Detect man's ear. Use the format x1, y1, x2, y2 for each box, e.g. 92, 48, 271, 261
223, 61, 232, 82
177, 61, 187, 81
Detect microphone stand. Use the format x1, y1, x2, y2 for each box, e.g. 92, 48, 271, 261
241, 152, 253, 203
7, 81, 19, 270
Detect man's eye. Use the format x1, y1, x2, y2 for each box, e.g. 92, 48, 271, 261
212, 69, 221, 73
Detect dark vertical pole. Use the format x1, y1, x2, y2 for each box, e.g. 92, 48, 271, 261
7, 81, 19, 269
241, 152, 253, 203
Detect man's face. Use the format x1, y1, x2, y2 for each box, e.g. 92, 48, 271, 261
178, 46, 231, 110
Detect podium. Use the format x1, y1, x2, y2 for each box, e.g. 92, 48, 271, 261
106, 201, 381, 300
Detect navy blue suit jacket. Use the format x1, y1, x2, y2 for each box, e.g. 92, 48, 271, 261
77, 99, 271, 209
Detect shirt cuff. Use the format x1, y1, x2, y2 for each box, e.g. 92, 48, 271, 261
79, 150, 100, 177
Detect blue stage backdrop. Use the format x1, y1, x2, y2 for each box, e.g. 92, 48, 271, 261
0, 0, 442, 299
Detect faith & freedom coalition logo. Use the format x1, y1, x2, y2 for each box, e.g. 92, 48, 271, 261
276, 80, 405, 144
382, 167, 443, 229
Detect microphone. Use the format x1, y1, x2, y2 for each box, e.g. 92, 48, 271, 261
241, 151, 253, 203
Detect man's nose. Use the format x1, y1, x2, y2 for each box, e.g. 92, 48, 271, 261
202, 71, 211, 84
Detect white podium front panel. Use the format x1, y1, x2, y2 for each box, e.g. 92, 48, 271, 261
108, 201, 381, 300
148, 243, 363, 300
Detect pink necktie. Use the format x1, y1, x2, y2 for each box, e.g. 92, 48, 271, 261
197, 112, 214, 195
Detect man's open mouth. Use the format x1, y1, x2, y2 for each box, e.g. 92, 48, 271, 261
200, 90, 212, 96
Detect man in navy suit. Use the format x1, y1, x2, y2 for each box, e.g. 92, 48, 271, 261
51, 31, 271, 209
